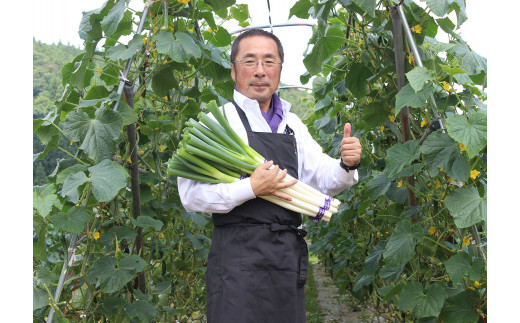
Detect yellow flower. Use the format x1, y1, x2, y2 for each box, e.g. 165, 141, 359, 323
138, 150, 144, 155
158, 232, 165, 239
428, 226, 437, 235
397, 181, 403, 188
408, 55, 415, 65
358, 40, 363, 46
70, 140, 74, 145
411, 25, 422, 34
391, 108, 395, 114
389, 115, 395, 122
474, 281, 481, 288
177, 0, 190, 4
360, 213, 365, 218
462, 237, 472, 246
445, 276, 450, 282
208, 27, 213, 33
160, 145, 165, 152
164, 96, 168, 101
421, 118, 427, 127
435, 180, 441, 189
442, 81, 450, 91
470, 169, 480, 180
127, 156, 132, 164
93, 232, 100, 240
96, 67, 102, 75
460, 143, 467, 152
377, 232, 381, 237
380, 125, 385, 132
189, 28, 194, 33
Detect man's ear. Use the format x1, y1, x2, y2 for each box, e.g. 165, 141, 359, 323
230, 63, 236, 82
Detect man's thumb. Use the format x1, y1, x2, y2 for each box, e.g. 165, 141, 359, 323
344, 123, 351, 138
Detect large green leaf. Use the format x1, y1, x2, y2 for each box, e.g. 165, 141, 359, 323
100, 0, 126, 36
133, 216, 164, 231
345, 63, 372, 99
384, 140, 420, 178
444, 251, 486, 284
424, 0, 452, 17
106, 34, 143, 61
406, 66, 433, 92
152, 66, 179, 97
365, 172, 392, 199
181, 210, 210, 228
33, 217, 47, 261
63, 106, 123, 163
395, 83, 434, 115
155, 31, 202, 63
33, 184, 63, 218
124, 299, 158, 322
34, 109, 60, 145
420, 131, 470, 181
210, 26, 232, 47
87, 255, 146, 293
61, 171, 89, 203
88, 159, 128, 203
303, 27, 345, 75
33, 288, 49, 311
383, 219, 424, 267
439, 290, 480, 323
396, 282, 446, 318
51, 206, 91, 234
204, 0, 235, 11
448, 42, 486, 76
351, 0, 376, 17
289, 0, 312, 19
445, 185, 486, 228
100, 226, 137, 246
446, 113, 487, 159
361, 101, 390, 127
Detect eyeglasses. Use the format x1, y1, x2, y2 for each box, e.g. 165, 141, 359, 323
232, 59, 282, 70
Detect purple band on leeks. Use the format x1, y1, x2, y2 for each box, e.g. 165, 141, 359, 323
308, 207, 325, 223
324, 196, 332, 210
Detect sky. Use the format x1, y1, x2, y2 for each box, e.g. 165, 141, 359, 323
31, 0, 490, 88
4, 0, 516, 320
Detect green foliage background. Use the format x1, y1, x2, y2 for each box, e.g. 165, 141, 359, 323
33, 0, 486, 322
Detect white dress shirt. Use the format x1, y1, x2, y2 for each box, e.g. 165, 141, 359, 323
177, 90, 358, 214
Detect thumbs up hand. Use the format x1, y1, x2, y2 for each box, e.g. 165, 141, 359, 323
340, 123, 362, 167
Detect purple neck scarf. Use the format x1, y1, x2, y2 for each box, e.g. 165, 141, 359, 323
260, 93, 283, 133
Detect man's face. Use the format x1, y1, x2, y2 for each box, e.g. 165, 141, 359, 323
231, 35, 282, 111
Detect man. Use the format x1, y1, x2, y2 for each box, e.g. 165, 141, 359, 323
178, 28, 362, 323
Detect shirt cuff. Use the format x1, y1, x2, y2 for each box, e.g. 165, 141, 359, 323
228, 177, 256, 206
334, 160, 359, 183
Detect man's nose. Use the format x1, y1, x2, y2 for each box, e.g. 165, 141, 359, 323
253, 62, 266, 76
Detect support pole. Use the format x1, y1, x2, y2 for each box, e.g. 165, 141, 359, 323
390, 6, 416, 207
113, 0, 153, 112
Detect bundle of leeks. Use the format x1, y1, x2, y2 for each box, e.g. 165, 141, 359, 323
167, 100, 340, 222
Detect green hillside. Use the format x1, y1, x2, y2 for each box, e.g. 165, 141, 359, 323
33, 40, 83, 185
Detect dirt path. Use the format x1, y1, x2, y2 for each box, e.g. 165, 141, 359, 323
311, 262, 387, 323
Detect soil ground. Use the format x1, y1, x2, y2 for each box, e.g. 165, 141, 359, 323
311, 261, 388, 323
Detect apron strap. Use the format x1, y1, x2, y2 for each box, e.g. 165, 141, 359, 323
231, 100, 253, 133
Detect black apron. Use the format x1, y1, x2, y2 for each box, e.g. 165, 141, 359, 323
206, 101, 308, 323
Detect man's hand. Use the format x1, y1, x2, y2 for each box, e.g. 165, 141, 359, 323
340, 123, 362, 166
250, 160, 298, 201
